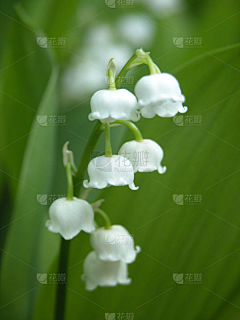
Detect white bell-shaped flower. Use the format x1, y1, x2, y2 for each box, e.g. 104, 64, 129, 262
119, 139, 166, 174
88, 89, 140, 123
46, 197, 95, 240
134, 73, 188, 118
83, 155, 138, 190
81, 251, 131, 291
90, 225, 141, 263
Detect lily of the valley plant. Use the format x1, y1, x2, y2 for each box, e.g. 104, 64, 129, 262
46, 48, 188, 293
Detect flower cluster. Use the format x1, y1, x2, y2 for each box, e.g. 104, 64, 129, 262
89, 72, 187, 123
82, 225, 140, 290
45, 48, 188, 291
84, 50, 187, 189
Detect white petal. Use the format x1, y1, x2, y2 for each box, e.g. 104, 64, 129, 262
135, 73, 187, 118
118, 139, 166, 174
82, 251, 131, 291
89, 89, 140, 122
46, 197, 95, 240
84, 155, 139, 190
140, 106, 156, 118
90, 225, 140, 263
153, 100, 187, 117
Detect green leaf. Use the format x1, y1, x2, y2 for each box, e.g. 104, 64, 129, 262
0, 65, 59, 320
65, 43, 240, 319
0, 4, 52, 196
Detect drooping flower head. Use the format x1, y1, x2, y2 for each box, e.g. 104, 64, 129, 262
83, 155, 139, 190
134, 73, 187, 118
119, 139, 166, 174
90, 225, 141, 263
89, 89, 140, 123
46, 197, 95, 240
81, 251, 131, 291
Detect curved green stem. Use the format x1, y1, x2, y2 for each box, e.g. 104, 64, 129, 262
104, 123, 112, 157
96, 208, 111, 229
145, 55, 156, 75
128, 58, 148, 68
66, 162, 73, 200
154, 63, 161, 74
113, 120, 143, 142
115, 52, 137, 89
109, 123, 121, 128
115, 50, 161, 87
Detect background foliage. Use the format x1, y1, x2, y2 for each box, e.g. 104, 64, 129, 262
0, 0, 240, 319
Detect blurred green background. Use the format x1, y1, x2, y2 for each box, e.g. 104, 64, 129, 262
0, 0, 240, 319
